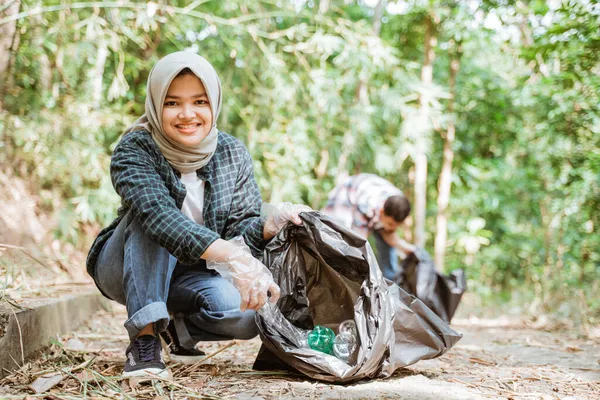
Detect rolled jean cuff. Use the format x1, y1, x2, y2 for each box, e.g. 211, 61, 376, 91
173, 313, 197, 349
124, 301, 169, 339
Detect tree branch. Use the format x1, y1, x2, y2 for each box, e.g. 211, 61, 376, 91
0, 2, 298, 27
0, 0, 17, 15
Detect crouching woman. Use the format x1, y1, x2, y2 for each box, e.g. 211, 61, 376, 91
86, 52, 306, 378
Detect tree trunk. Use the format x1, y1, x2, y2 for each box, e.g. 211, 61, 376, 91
414, 13, 436, 247
91, 41, 109, 109
335, 3, 384, 182
0, 0, 21, 110
414, 153, 428, 246
434, 44, 460, 269
318, 0, 329, 15
373, 0, 387, 36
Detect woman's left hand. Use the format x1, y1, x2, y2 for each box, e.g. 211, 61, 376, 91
263, 202, 312, 239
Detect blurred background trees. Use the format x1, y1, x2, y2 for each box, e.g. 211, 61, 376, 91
1, 0, 598, 319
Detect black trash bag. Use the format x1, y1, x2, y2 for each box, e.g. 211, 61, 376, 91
253, 212, 461, 383
393, 248, 467, 323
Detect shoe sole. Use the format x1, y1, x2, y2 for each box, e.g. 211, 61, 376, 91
123, 367, 172, 379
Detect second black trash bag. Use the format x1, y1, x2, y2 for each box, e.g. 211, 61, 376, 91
393, 248, 467, 323
253, 211, 462, 383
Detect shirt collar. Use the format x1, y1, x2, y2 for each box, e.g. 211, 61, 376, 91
196, 158, 213, 181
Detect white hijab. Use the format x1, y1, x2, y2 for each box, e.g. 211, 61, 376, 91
124, 51, 223, 173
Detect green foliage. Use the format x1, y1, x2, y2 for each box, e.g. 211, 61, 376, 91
1, 0, 598, 317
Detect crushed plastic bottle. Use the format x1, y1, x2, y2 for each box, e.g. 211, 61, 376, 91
333, 319, 358, 362
338, 319, 357, 336
307, 325, 335, 355
333, 331, 358, 362
305, 320, 358, 361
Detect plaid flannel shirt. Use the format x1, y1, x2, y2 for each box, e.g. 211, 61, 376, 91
321, 173, 403, 238
86, 129, 267, 277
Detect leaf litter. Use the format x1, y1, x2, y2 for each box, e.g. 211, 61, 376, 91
0, 304, 599, 399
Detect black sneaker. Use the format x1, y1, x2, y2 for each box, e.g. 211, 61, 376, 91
160, 320, 206, 364
123, 335, 170, 379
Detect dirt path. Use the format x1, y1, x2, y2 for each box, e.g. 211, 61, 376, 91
2, 304, 599, 399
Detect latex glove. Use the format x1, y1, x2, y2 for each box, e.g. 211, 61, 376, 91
262, 202, 312, 237
206, 237, 280, 312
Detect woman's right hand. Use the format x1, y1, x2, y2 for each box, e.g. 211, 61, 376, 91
203, 238, 280, 311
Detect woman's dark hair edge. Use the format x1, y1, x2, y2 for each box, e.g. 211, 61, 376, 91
176, 67, 196, 77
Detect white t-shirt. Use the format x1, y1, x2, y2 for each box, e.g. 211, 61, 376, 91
180, 172, 205, 225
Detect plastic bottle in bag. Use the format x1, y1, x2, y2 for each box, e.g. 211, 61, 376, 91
333, 320, 358, 362
307, 325, 335, 355
338, 319, 357, 336
333, 332, 358, 362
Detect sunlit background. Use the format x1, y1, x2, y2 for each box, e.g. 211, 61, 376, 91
0, 0, 598, 324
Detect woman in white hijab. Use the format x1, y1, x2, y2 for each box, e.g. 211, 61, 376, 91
87, 52, 308, 378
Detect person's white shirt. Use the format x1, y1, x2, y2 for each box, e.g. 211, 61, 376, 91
180, 172, 205, 225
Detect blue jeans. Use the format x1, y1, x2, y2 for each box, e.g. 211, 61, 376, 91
373, 230, 399, 280
93, 211, 258, 347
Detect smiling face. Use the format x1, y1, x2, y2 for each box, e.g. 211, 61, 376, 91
161, 72, 213, 147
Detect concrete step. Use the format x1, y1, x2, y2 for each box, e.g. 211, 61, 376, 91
0, 289, 109, 378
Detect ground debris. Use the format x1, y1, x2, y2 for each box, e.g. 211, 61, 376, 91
28, 372, 63, 393
0, 305, 598, 399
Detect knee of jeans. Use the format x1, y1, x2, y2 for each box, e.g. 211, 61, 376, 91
202, 307, 259, 340
236, 324, 259, 340
231, 311, 259, 340
201, 286, 242, 314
